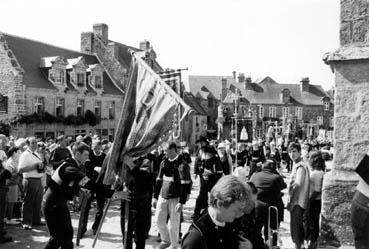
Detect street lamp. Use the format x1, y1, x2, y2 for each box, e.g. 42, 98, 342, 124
232, 91, 240, 168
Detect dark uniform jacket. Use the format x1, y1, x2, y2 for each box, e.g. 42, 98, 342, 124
197, 156, 223, 191
231, 201, 269, 249
45, 158, 93, 204
154, 155, 191, 204
182, 209, 238, 249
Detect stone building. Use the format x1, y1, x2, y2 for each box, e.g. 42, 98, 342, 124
321, 0, 369, 247
182, 91, 207, 152
187, 74, 334, 141
0, 23, 162, 140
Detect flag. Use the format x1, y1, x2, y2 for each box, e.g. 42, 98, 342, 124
103, 51, 191, 185
158, 69, 182, 95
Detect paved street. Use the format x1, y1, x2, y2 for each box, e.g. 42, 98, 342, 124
2, 160, 345, 249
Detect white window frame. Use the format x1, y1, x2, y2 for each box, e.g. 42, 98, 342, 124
108, 101, 115, 120
77, 72, 85, 87
317, 116, 323, 125
94, 75, 102, 89
269, 106, 276, 118
56, 98, 64, 117
77, 99, 84, 117
259, 105, 264, 118
324, 102, 330, 111
282, 107, 289, 118
296, 107, 303, 120
55, 70, 65, 84
35, 97, 44, 114
94, 100, 102, 118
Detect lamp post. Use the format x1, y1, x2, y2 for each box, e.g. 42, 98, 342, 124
232, 92, 240, 168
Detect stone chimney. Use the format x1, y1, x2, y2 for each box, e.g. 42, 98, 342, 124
238, 73, 245, 83
139, 40, 151, 50
300, 77, 309, 92
232, 71, 236, 80
81, 32, 94, 54
280, 88, 290, 104
221, 77, 227, 101
93, 23, 109, 45
245, 76, 252, 90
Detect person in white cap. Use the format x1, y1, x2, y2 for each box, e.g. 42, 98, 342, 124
217, 142, 232, 175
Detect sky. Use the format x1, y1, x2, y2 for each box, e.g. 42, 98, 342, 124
0, 0, 340, 90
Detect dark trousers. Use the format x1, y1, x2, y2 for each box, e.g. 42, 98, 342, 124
22, 178, 43, 225
0, 187, 6, 233
351, 191, 369, 249
80, 190, 106, 234
290, 205, 305, 246
307, 199, 321, 242
193, 178, 208, 219
121, 194, 152, 249
43, 201, 73, 249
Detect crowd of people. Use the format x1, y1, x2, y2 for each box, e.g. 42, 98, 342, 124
0, 132, 333, 249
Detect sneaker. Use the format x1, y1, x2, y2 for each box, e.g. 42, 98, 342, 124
158, 242, 171, 249
5, 219, 20, 225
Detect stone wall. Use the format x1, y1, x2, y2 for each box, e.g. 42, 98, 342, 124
81, 30, 128, 92
0, 33, 26, 120
321, 0, 369, 247
340, 0, 369, 45
10, 87, 123, 139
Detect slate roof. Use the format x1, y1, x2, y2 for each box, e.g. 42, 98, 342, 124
188, 75, 331, 106
111, 40, 163, 73
183, 92, 207, 116
2, 33, 123, 95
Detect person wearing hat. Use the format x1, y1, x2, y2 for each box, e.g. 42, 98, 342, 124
50, 135, 72, 171
193, 145, 223, 220
217, 142, 232, 175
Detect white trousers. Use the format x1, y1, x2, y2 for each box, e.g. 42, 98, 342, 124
155, 196, 180, 248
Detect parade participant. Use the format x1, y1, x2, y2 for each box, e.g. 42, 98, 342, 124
287, 142, 310, 249
121, 156, 155, 249
281, 139, 291, 172
352, 151, 369, 248
217, 142, 232, 175
182, 175, 252, 249
42, 142, 96, 249
49, 135, 72, 170
153, 142, 191, 249
179, 141, 192, 164
250, 159, 286, 240
0, 156, 12, 243
79, 140, 107, 237
18, 137, 45, 230
231, 181, 269, 249
306, 151, 325, 249
4, 146, 21, 225
249, 141, 263, 178
193, 145, 223, 220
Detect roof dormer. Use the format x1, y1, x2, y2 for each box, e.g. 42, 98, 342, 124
69, 56, 88, 91
41, 56, 68, 91
88, 64, 104, 95
280, 88, 291, 104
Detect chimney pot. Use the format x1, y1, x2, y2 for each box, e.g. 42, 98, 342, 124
93, 23, 109, 44
232, 71, 236, 80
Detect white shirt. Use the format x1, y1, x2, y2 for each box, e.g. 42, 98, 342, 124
18, 149, 43, 178
0, 150, 7, 167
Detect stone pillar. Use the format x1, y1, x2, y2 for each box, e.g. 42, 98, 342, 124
322, 0, 369, 247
